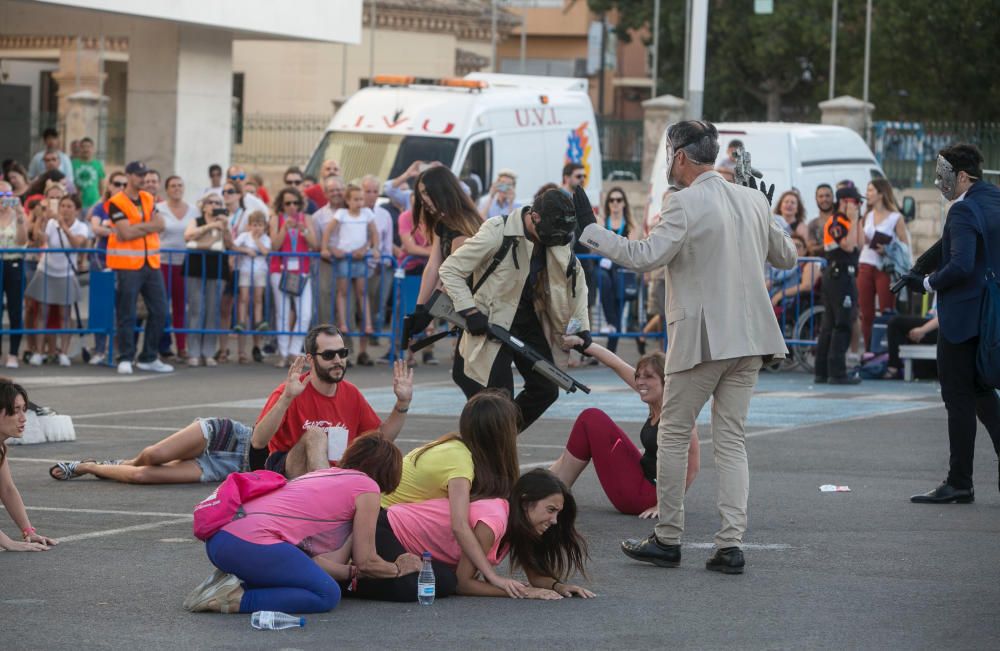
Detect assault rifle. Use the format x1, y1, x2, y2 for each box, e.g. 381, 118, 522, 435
424, 290, 591, 394
732, 146, 775, 204
890, 238, 943, 294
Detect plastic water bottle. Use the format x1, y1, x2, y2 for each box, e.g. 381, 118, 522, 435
251, 611, 305, 630
417, 551, 435, 605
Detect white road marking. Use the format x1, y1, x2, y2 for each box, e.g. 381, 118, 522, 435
683, 542, 792, 550
21, 505, 191, 517
12, 375, 158, 388
72, 423, 177, 431
57, 517, 192, 543
158, 538, 195, 543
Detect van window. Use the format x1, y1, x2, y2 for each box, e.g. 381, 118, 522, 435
459, 139, 492, 201
305, 132, 459, 184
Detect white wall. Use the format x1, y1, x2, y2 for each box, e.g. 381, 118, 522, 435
1, 60, 59, 120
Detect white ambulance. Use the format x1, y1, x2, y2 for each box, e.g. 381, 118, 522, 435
305, 73, 603, 206
644, 122, 886, 226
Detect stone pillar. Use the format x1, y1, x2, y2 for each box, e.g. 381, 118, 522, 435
818, 95, 874, 138
63, 90, 108, 150
126, 22, 232, 201
641, 94, 686, 181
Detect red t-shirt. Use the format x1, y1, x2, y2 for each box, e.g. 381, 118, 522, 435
305, 183, 327, 210
259, 376, 382, 463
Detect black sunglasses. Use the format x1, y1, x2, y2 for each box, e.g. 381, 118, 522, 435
111, 181, 127, 187
223, 189, 240, 195
608, 197, 625, 203
286, 179, 303, 186
284, 200, 302, 207
315, 348, 350, 361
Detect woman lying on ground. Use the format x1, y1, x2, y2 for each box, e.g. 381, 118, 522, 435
0, 380, 59, 551
550, 344, 700, 519
380, 389, 525, 597
184, 432, 421, 614
351, 468, 594, 601
48, 418, 269, 483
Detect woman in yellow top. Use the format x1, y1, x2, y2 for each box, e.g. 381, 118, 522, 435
381, 390, 523, 597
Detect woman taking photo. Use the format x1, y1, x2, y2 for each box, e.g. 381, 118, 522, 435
0, 181, 27, 368
550, 343, 700, 519
184, 433, 421, 614
0, 380, 59, 551
858, 178, 908, 349
183, 193, 233, 367
24, 193, 88, 367
157, 175, 198, 361
381, 390, 523, 597
595, 187, 636, 353
353, 468, 593, 601
217, 178, 249, 362
269, 186, 318, 368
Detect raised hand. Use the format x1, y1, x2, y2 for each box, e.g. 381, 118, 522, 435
392, 359, 413, 404
282, 355, 310, 399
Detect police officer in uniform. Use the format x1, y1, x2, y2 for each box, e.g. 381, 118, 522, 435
815, 186, 864, 384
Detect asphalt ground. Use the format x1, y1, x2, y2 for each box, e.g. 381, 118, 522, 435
2, 349, 999, 650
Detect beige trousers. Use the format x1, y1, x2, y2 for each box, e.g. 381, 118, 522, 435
654, 355, 762, 548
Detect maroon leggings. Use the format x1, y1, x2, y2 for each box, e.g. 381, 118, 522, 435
566, 408, 656, 515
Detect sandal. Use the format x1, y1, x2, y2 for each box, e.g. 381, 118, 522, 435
49, 458, 96, 481
238, 354, 250, 364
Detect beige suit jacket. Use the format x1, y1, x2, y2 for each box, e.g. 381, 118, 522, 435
439, 207, 590, 385
581, 170, 797, 374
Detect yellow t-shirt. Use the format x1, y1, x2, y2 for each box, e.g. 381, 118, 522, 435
381, 439, 474, 507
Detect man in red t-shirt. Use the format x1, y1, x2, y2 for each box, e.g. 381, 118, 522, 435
251, 324, 413, 478
304, 158, 342, 210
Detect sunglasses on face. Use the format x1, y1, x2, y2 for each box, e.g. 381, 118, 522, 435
315, 348, 350, 361
229, 173, 246, 181
608, 197, 625, 203
223, 189, 240, 195
286, 179, 303, 186
111, 181, 126, 187
573, 174, 585, 180
284, 200, 302, 207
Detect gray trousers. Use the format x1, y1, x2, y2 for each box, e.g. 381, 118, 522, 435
185, 276, 222, 358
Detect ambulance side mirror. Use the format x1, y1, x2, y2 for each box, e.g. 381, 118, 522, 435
900, 196, 916, 223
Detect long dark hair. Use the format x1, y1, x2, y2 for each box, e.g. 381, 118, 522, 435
502, 469, 588, 581
0, 380, 28, 468
603, 186, 631, 229
413, 390, 519, 500
869, 178, 900, 212
412, 166, 481, 243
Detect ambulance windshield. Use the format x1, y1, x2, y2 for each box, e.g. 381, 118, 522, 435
305, 132, 458, 184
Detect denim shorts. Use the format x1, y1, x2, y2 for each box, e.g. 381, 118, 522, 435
195, 418, 252, 482
336, 258, 371, 279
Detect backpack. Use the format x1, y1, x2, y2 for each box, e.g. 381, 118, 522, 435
192, 469, 287, 541
966, 200, 1000, 388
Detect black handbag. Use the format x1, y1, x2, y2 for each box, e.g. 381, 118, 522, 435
279, 271, 306, 296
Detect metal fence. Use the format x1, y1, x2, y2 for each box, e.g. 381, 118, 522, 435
231, 113, 329, 167
31, 112, 126, 166
873, 121, 1000, 188
597, 118, 643, 181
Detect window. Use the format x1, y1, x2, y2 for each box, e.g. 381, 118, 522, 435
305, 132, 459, 183
459, 139, 492, 201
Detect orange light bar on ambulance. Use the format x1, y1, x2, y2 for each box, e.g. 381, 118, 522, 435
373, 74, 416, 86
439, 78, 488, 90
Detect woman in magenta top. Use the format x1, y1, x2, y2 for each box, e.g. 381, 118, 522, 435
184, 433, 422, 614
268, 186, 318, 367
349, 469, 595, 602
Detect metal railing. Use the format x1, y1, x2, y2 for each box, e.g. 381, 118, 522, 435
597, 118, 643, 181
231, 113, 329, 167
874, 121, 1000, 188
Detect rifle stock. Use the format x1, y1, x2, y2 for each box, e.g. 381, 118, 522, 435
890, 238, 943, 294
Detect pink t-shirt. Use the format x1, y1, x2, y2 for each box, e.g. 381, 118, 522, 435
396, 209, 429, 272
386, 497, 509, 568
222, 468, 378, 556
270, 213, 312, 274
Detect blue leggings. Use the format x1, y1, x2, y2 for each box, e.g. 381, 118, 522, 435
206, 531, 341, 613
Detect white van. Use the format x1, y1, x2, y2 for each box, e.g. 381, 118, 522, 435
644, 122, 885, 226
305, 73, 603, 206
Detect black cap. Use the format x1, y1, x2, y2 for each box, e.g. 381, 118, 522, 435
125, 160, 148, 175
836, 186, 862, 202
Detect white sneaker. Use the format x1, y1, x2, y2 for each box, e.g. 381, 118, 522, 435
57, 353, 71, 367
88, 353, 106, 366
136, 359, 174, 373
117, 360, 133, 375
5, 356, 18, 369
29, 353, 43, 366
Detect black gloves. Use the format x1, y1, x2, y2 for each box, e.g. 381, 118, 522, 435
462, 309, 489, 336
573, 186, 596, 231
408, 304, 432, 334
745, 175, 776, 206
901, 272, 928, 294
572, 330, 592, 355
828, 221, 848, 243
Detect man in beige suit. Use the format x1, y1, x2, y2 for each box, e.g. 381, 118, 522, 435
577, 120, 797, 574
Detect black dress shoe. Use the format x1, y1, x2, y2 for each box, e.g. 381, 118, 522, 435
706, 546, 745, 574
829, 374, 862, 385
910, 482, 974, 504
620, 534, 680, 568
814, 376, 828, 384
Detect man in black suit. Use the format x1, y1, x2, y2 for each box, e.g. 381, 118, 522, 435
902, 143, 1000, 503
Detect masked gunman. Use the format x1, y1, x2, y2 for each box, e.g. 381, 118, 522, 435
900, 144, 1000, 505
437, 189, 590, 432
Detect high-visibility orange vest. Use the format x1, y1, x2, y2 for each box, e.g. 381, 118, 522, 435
105, 191, 160, 270
822, 212, 854, 252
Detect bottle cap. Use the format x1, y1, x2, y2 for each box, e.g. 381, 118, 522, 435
422, 551, 432, 559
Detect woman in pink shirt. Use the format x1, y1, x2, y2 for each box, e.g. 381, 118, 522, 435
184, 433, 422, 614
350, 469, 595, 601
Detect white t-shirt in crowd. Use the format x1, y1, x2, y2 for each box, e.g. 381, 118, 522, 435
156, 201, 199, 264
334, 207, 374, 252
859, 211, 902, 268
312, 204, 339, 250
233, 231, 272, 277
371, 205, 393, 266
41, 219, 89, 277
